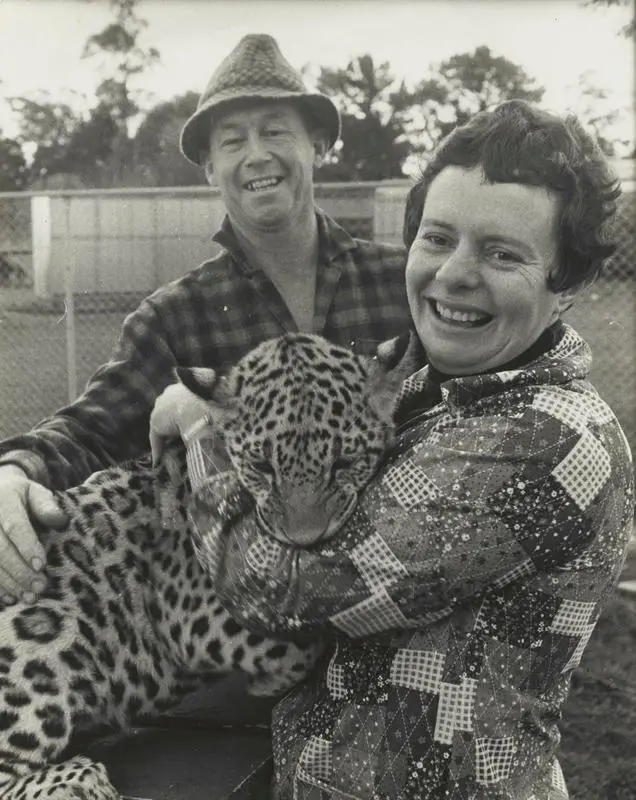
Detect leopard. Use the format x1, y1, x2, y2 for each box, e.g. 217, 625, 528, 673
0, 331, 416, 799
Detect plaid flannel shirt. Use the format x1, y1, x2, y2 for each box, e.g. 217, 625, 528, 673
0, 210, 408, 490
186, 322, 634, 799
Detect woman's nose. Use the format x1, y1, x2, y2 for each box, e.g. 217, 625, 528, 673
435, 243, 480, 288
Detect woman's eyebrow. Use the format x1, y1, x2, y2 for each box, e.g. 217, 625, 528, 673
420, 218, 455, 230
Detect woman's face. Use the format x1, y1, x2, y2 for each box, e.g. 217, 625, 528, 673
406, 165, 570, 375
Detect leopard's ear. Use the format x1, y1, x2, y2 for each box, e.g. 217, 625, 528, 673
173, 366, 220, 401
366, 332, 422, 422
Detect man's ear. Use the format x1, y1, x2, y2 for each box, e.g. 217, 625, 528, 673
312, 132, 329, 167
203, 158, 217, 187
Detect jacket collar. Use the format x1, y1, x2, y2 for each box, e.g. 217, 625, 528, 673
398, 321, 593, 418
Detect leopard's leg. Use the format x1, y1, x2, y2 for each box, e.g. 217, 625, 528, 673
0, 462, 197, 800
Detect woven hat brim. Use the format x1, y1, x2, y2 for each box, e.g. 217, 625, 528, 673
179, 89, 341, 166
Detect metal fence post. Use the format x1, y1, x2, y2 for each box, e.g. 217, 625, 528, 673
62, 197, 78, 402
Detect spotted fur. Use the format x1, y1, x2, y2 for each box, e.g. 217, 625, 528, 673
0, 332, 414, 798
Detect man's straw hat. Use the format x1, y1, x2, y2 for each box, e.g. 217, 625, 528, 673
180, 34, 341, 166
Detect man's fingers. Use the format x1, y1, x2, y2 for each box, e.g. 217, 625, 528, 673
27, 483, 67, 529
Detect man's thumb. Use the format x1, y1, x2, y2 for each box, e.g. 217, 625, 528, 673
27, 483, 68, 528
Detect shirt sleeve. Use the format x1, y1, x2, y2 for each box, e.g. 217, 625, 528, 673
0, 297, 179, 490
192, 404, 603, 639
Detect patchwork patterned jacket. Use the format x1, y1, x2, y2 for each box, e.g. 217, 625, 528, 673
189, 323, 634, 800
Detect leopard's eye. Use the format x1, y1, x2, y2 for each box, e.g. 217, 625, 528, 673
329, 455, 354, 481
251, 460, 275, 477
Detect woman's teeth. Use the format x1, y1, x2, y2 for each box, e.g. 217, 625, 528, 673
434, 301, 491, 325
245, 177, 282, 191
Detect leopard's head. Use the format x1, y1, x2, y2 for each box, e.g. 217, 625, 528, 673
176, 333, 418, 547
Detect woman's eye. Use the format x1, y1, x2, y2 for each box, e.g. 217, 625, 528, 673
422, 233, 450, 247
491, 249, 521, 264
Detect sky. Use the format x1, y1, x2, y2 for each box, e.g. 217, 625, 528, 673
0, 0, 633, 150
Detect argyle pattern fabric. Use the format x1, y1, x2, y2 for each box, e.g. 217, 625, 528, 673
187, 323, 634, 799
0, 210, 408, 490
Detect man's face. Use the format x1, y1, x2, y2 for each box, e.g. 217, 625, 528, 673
205, 101, 326, 235
405, 165, 569, 375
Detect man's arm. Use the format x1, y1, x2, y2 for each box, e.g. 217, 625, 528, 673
0, 297, 179, 490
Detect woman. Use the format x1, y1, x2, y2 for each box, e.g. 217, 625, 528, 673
188, 100, 634, 799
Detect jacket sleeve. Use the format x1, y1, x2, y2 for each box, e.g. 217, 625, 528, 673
195, 404, 609, 638
0, 297, 179, 490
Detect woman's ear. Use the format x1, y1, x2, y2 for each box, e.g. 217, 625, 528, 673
556, 287, 579, 316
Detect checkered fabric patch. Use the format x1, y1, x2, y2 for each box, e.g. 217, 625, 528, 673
245, 533, 282, 575
551, 599, 596, 636
552, 430, 611, 510
577, 388, 616, 425
491, 558, 535, 589
330, 588, 410, 638
397, 369, 429, 404
433, 678, 476, 745
551, 758, 569, 796
496, 369, 523, 384
383, 458, 439, 510
351, 533, 408, 593
327, 652, 348, 700
532, 388, 590, 435
474, 736, 518, 785
390, 648, 445, 694
563, 622, 597, 672
298, 736, 333, 784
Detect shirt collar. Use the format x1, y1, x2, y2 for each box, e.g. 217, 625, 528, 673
211, 207, 358, 274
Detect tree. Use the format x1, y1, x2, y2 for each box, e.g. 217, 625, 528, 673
583, 0, 635, 38
416, 46, 545, 143
311, 47, 544, 181
129, 92, 205, 186
565, 72, 632, 157
0, 135, 27, 191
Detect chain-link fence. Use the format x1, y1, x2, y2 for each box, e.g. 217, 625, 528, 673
0, 184, 634, 460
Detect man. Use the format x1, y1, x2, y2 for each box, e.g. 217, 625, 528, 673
0, 34, 409, 603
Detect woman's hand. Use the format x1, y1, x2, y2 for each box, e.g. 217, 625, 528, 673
149, 382, 213, 464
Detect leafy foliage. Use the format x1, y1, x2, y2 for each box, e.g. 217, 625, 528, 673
315, 46, 545, 180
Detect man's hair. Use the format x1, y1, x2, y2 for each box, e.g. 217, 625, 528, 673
403, 99, 621, 292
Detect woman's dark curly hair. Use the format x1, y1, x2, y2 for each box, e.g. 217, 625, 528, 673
403, 99, 621, 292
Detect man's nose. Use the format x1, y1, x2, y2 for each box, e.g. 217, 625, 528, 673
244, 132, 271, 164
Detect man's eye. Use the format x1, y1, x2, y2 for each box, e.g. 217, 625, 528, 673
222, 137, 243, 147
264, 128, 285, 137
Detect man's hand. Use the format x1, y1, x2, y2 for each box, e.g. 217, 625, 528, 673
149, 382, 212, 465
0, 465, 67, 603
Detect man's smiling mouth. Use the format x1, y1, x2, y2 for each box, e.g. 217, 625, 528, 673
244, 177, 283, 192
430, 299, 492, 327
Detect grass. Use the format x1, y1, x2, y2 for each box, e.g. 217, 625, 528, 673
559, 542, 636, 799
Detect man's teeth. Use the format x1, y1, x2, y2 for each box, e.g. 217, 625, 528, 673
245, 177, 281, 191
435, 301, 489, 323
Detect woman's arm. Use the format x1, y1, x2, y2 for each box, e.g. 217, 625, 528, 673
192, 401, 619, 638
